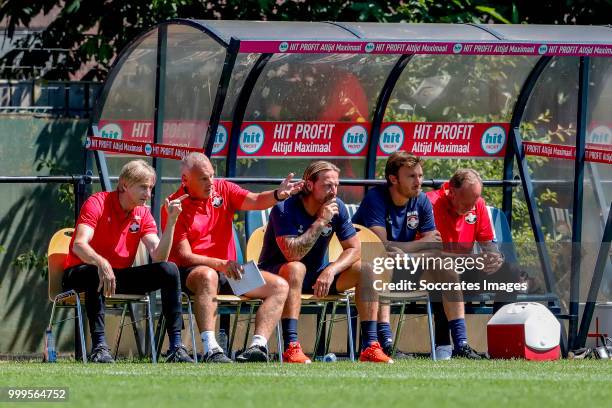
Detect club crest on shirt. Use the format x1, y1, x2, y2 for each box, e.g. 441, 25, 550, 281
211, 195, 223, 208
465, 212, 477, 225
129, 221, 141, 233
321, 223, 333, 237
406, 211, 419, 229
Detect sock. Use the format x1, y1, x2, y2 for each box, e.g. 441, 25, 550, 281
448, 318, 468, 348
361, 321, 378, 349
201, 330, 221, 354
376, 322, 393, 348
91, 331, 107, 349
281, 318, 298, 349
250, 335, 267, 349
168, 330, 181, 350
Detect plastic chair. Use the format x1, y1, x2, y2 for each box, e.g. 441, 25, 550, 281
47, 228, 158, 363
353, 224, 436, 361
247, 225, 356, 361
47, 228, 87, 362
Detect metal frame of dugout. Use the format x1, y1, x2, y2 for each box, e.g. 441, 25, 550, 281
80, 20, 612, 355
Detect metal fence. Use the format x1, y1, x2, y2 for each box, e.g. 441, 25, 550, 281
0, 80, 101, 117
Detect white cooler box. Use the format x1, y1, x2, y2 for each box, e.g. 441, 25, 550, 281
487, 302, 561, 360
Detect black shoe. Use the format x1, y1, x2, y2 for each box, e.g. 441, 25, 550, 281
383, 343, 414, 360
166, 345, 195, 363
90, 344, 114, 363
203, 349, 233, 363
236, 345, 269, 363
452, 344, 482, 359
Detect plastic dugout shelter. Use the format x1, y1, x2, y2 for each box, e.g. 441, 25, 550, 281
85, 20, 612, 353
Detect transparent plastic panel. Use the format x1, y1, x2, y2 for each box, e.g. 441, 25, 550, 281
507, 159, 570, 311
162, 24, 227, 148
339, 23, 496, 41
483, 24, 612, 43
583, 58, 612, 303
520, 56, 581, 308
97, 29, 158, 125
522, 57, 579, 147
236, 52, 396, 203
196, 20, 358, 43
221, 53, 260, 120
387, 54, 537, 122
581, 163, 612, 303
509, 180, 553, 302
245, 53, 398, 122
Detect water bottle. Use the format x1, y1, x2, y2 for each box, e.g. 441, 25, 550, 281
323, 352, 337, 362
45, 327, 57, 363
218, 329, 228, 355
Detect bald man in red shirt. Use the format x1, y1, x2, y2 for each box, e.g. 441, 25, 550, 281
162, 152, 303, 363
427, 168, 520, 359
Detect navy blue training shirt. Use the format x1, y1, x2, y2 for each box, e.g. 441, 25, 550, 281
352, 185, 435, 242
258, 195, 356, 274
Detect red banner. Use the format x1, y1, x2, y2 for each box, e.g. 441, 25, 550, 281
523, 141, 612, 165
91, 120, 512, 159
93, 119, 230, 157
376, 122, 509, 158
235, 121, 370, 158
85, 136, 203, 160
95, 119, 208, 148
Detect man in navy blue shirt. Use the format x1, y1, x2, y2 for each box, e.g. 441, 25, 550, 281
353, 151, 480, 359
259, 161, 392, 364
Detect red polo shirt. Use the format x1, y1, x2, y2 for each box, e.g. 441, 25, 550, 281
426, 182, 494, 251
162, 179, 249, 266
64, 191, 158, 270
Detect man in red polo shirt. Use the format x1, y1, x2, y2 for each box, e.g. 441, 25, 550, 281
427, 168, 518, 359
63, 160, 193, 363
162, 152, 302, 363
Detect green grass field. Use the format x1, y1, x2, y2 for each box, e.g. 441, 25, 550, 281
1, 360, 610, 407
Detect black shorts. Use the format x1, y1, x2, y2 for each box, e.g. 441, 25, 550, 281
179, 266, 234, 296
267, 262, 342, 295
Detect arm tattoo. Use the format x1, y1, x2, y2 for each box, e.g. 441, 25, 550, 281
276, 223, 324, 261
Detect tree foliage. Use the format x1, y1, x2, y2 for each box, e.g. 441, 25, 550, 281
1, 0, 610, 80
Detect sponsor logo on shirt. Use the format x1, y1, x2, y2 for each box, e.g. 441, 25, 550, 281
212, 195, 224, 208
129, 221, 141, 233
406, 211, 419, 229
465, 212, 477, 225
298, 224, 304, 234
321, 223, 333, 237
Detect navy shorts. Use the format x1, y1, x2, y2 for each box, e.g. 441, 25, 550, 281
265, 262, 342, 295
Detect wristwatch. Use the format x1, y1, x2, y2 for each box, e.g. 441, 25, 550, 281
274, 189, 286, 201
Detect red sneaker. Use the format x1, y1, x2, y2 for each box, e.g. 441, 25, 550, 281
282, 342, 312, 364
359, 342, 394, 363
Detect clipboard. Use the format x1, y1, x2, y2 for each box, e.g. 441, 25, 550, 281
226, 260, 265, 296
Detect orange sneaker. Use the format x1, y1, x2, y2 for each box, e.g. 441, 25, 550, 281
282, 342, 312, 364
359, 342, 394, 363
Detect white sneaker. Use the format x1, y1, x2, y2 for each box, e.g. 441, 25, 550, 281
434, 345, 453, 360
